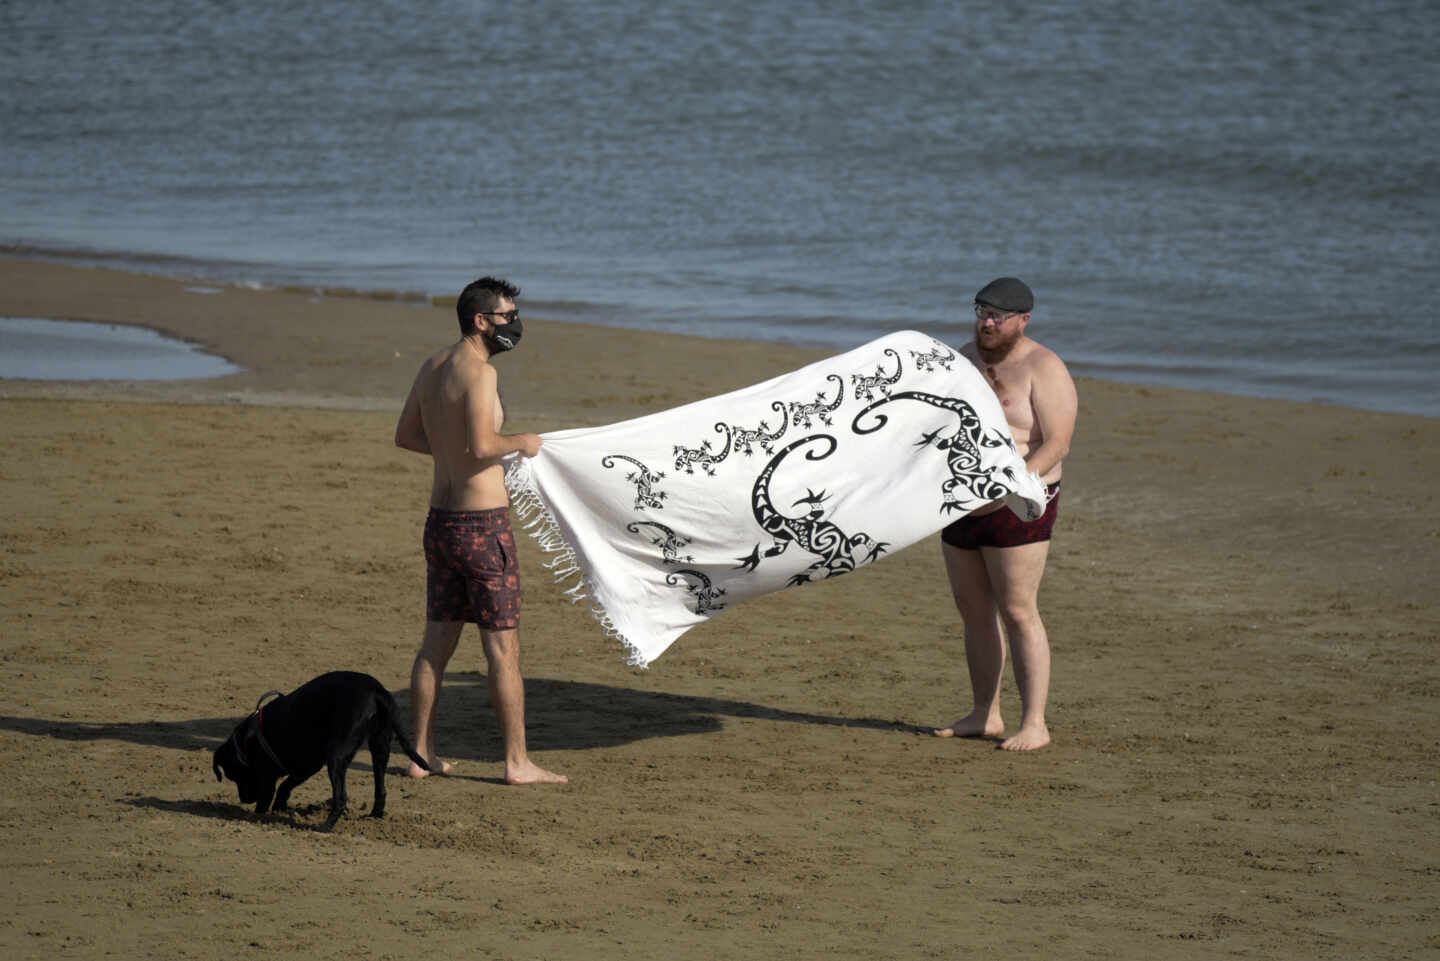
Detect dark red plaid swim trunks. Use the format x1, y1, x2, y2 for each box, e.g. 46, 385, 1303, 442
424, 507, 522, 629
940, 483, 1062, 550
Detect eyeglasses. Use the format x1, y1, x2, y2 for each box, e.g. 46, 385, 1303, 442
478, 309, 519, 323
974, 304, 1019, 322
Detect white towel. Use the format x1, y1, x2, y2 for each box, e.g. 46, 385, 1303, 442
504, 330, 1047, 667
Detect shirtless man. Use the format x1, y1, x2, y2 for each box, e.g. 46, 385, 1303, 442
933, 277, 1078, 751
394, 276, 565, 785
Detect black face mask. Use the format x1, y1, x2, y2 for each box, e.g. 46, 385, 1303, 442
484, 314, 523, 353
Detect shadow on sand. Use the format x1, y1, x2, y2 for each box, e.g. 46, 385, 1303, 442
0, 673, 924, 767
5, 676, 921, 823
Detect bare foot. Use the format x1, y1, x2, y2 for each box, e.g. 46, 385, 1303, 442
406, 757, 453, 779
1000, 725, 1050, 751
933, 711, 1004, 739
504, 760, 567, 785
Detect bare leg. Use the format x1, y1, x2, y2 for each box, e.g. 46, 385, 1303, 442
983, 541, 1053, 751
934, 543, 1007, 739
407, 620, 462, 778
480, 628, 566, 785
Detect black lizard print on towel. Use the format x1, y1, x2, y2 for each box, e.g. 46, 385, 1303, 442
850, 347, 902, 401
786, 374, 844, 428
727, 402, 789, 457
601, 454, 668, 511
673, 423, 733, 476
851, 390, 1024, 516
665, 569, 727, 616
908, 344, 956, 372
735, 434, 889, 586
625, 519, 694, 565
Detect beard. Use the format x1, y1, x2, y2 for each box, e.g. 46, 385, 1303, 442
976, 322, 1023, 363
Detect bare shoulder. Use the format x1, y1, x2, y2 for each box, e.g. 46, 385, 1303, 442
467, 355, 499, 391
421, 344, 496, 385
452, 353, 500, 412
1024, 340, 1078, 427
412, 345, 453, 381
1023, 339, 1073, 381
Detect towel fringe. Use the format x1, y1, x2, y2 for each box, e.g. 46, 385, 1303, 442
505, 457, 652, 668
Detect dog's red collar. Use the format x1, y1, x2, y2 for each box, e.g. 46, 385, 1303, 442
249, 705, 289, 775
227, 689, 288, 774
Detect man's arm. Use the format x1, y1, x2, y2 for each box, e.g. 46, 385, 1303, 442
466, 364, 543, 459
1025, 350, 1078, 478
394, 377, 430, 454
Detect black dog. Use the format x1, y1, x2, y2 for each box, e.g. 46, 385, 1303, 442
212, 671, 430, 830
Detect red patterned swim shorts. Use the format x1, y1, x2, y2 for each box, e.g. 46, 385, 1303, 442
940, 482, 1062, 550
424, 507, 522, 629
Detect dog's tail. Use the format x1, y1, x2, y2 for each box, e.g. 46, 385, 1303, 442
381, 693, 431, 773
393, 724, 431, 773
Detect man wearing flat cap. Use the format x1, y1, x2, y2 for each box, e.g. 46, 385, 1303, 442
934, 277, 1078, 751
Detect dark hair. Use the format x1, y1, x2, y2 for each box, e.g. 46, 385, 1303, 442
456, 276, 520, 336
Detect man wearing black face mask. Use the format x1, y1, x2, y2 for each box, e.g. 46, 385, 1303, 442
394, 276, 566, 786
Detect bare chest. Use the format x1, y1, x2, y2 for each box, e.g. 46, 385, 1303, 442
964, 350, 1038, 441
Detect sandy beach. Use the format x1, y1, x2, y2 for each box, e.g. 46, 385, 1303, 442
2, 256, 1436, 960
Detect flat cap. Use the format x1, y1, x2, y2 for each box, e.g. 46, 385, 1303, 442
974, 277, 1034, 313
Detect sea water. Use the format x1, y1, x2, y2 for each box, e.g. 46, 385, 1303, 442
0, 316, 241, 381
1, 0, 1436, 414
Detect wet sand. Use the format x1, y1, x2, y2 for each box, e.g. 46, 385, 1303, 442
2, 257, 1436, 960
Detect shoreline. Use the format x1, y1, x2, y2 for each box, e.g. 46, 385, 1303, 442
0, 256, 829, 424
3, 253, 1434, 420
